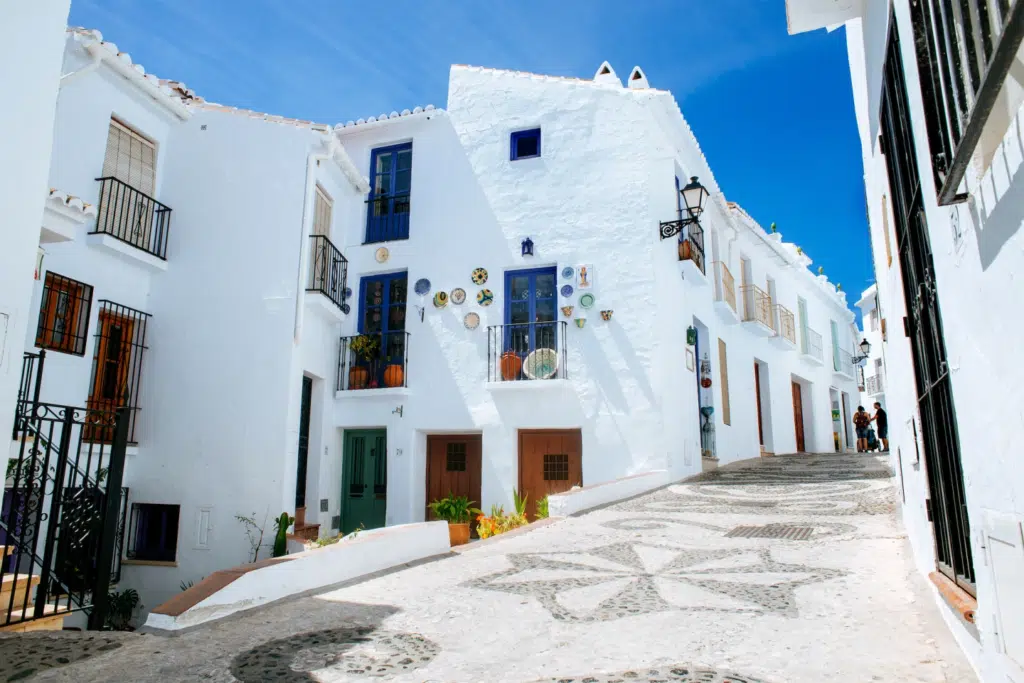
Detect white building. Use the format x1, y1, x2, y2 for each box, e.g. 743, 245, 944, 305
788, 1, 1024, 679
856, 285, 887, 412
3, 25, 861, 624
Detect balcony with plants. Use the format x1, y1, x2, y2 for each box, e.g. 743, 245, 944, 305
336, 331, 410, 394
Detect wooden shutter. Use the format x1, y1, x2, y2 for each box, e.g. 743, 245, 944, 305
313, 185, 333, 237
718, 338, 730, 425
882, 194, 893, 268
102, 119, 156, 195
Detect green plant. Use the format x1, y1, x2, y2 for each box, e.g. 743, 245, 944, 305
349, 334, 380, 362
105, 588, 140, 630
818, 266, 824, 275
796, 246, 803, 255
770, 222, 777, 233
236, 510, 269, 562
428, 493, 480, 524
536, 496, 549, 519
179, 578, 200, 592
272, 512, 295, 558
836, 283, 842, 292
512, 488, 528, 517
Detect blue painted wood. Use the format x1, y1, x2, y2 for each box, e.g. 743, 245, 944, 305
504, 266, 557, 355
510, 128, 541, 160
366, 142, 412, 242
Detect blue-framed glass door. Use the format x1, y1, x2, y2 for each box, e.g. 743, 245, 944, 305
359, 273, 408, 386
366, 143, 412, 243
505, 267, 557, 363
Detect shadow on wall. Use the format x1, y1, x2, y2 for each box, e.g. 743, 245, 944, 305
971, 113, 1024, 270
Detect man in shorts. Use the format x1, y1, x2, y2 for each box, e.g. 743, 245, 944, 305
853, 405, 871, 452
872, 402, 889, 452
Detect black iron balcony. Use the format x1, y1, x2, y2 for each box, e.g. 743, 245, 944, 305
93, 177, 171, 259
365, 192, 410, 243
487, 321, 568, 382
661, 219, 705, 274
306, 234, 348, 312
337, 331, 410, 391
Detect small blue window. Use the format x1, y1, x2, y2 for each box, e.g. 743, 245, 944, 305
510, 128, 541, 160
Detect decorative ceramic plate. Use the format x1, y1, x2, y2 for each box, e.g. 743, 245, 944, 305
414, 278, 431, 296
600, 310, 613, 321
477, 289, 494, 306
575, 318, 586, 328
523, 348, 559, 380
579, 293, 596, 309
340, 302, 351, 315
433, 291, 449, 308
343, 287, 353, 300
561, 266, 575, 280
464, 312, 480, 330
560, 284, 574, 298
450, 288, 466, 305
561, 305, 574, 318
471, 268, 488, 285
375, 247, 390, 263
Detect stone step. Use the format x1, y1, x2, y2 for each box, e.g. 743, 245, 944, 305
1, 573, 40, 610
1, 600, 73, 632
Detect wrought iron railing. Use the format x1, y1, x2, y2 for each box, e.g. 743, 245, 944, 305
306, 234, 348, 312
12, 351, 44, 440
486, 321, 568, 382
660, 219, 705, 274
365, 192, 410, 243
803, 327, 824, 361
775, 305, 796, 344
337, 332, 410, 391
94, 177, 172, 259
714, 262, 736, 313
740, 285, 773, 330
909, 0, 1024, 205
866, 375, 885, 395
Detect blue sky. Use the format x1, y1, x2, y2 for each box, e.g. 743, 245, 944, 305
69, 0, 872, 305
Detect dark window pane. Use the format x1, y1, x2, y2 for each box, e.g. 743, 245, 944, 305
510, 302, 529, 324
535, 274, 555, 298
536, 300, 555, 322
516, 135, 539, 158
510, 276, 530, 300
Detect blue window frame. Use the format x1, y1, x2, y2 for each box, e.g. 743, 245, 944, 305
357, 272, 408, 384
366, 143, 412, 243
675, 175, 683, 220
510, 128, 541, 161
504, 267, 557, 368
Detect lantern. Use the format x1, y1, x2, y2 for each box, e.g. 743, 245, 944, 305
680, 176, 710, 219
521, 237, 534, 256
686, 326, 697, 346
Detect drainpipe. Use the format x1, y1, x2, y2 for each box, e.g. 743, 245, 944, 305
293, 133, 337, 344
60, 51, 101, 85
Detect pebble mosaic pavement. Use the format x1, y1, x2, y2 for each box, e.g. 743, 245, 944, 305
0, 453, 975, 682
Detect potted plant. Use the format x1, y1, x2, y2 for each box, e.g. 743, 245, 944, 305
348, 334, 380, 389
427, 493, 480, 546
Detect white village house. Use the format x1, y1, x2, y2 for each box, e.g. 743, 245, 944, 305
788, 0, 1024, 680
2, 20, 862, 626
856, 284, 887, 412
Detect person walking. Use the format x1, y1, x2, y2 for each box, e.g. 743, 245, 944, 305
872, 402, 889, 452
853, 405, 871, 452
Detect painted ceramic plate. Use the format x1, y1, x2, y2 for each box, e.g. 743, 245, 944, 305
464, 312, 480, 330
450, 288, 466, 305
524, 348, 559, 380
477, 289, 494, 306
375, 247, 390, 263
414, 278, 431, 296
579, 293, 596, 309
433, 291, 449, 308
343, 287, 353, 300
561, 305, 574, 318
471, 268, 488, 285
340, 302, 351, 315
561, 266, 575, 280
560, 284, 574, 298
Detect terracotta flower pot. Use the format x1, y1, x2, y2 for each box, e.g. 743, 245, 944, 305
500, 351, 522, 381
383, 364, 404, 388
448, 522, 470, 546
349, 366, 370, 389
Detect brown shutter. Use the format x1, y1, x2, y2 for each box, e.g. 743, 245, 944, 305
102, 119, 156, 195
718, 338, 730, 425
313, 185, 333, 237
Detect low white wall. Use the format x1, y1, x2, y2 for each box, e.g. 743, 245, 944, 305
547, 470, 672, 517
145, 521, 450, 631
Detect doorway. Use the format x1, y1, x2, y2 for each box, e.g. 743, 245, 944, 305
295, 376, 312, 511
426, 435, 482, 525
341, 429, 387, 533
792, 381, 805, 452
518, 429, 582, 519
754, 363, 764, 446
753, 360, 773, 453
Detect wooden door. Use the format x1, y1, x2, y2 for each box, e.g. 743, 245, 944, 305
341, 429, 387, 533
426, 435, 482, 523
792, 382, 805, 452
85, 310, 135, 443
518, 430, 582, 520
754, 364, 764, 446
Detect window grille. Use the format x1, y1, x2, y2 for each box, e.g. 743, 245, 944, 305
543, 454, 569, 481
35, 272, 93, 355
86, 300, 151, 444
446, 443, 467, 472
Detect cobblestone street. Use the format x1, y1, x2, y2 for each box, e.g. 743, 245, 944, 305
0, 453, 975, 682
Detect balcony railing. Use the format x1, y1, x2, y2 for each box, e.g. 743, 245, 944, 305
802, 327, 824, 362
834, 348, 855, 378
740, 285, 773, 330
337, 331, 409, 391
714, 262, 736, 313
306, 234, 348, 312
866, 375, 885, 395
365, 193, 410, 243
660, 219, 705, 274
93, 177, 171, 260
487, 322, 568, 382
775, 305, 797, 345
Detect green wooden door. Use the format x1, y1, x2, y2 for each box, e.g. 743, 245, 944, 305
341, 429, 387, 533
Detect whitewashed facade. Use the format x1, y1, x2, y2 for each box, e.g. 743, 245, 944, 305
3, 27, 861, 619
788, 0, 1024, 679
856, 285, 887, 411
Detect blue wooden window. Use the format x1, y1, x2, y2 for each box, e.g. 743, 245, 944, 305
358, 272, 408, 384
504, 267, 557, 359
510, 128, 541, 160
675, 175, 683, 220
366, 143, 412, 243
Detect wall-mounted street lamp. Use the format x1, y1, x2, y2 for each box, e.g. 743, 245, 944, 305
852, 338, 872, 364
660, 176, 710, 240
521, 237, 534, 256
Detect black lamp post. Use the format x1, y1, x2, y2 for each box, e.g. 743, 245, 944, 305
660, 176, 710, 240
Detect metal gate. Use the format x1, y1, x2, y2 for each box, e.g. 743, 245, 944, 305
879, 17, 975, 593
3, 392, 129, 629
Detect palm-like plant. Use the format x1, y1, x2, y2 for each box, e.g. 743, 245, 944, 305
427, 493, 480, 524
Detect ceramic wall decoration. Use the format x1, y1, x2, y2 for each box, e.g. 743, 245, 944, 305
375, 247, 390, 263
523, 348, 559, 380
477, 288, 494, 306
574, 318, 586, 329
600, 310, 613, 321
579, 293, 596, 309
561, 266, 574, 280
464, 312, 480, 330
343, 287, 353, 300
414, 278, 431, 296
433, 291, 449, 308
561, 305, 574, 318
450, 288, 466, 305
340, 302, 351, 315
560, 284, 574, 298
576, 264, 594, 289
471, 268, 488, 284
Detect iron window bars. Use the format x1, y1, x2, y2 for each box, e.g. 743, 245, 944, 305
86, 301, 151, 445
35, 272, 93, 356
909, 0, 1024, 205
94, 176, 172, 259
487, 321, 568, 382
306, 234, 349, 312
337, 331, 410, 391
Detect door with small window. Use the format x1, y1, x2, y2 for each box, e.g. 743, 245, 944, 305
518, 430, 582, 520
426, 435, 482, 530
504, 267, 558, 378
366, 143, 412, 243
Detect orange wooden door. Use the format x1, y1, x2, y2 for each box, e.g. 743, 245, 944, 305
85, 311, 135, 443
426, 435, 482, 520
792, 381, 805, 452
754, 364, 764, 445
518, 430, 582, 520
